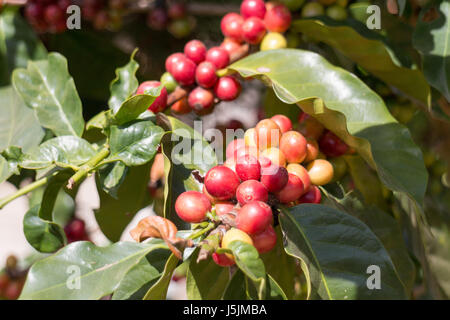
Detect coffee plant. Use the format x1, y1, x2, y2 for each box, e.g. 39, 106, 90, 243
0, 0, 449, 300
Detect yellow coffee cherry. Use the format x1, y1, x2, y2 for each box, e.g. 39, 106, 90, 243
261, 147, 287, 167
244, 128, 258, 148
306, 159, 334, 185
260, 32, 288, 51
222, 228, 254, 260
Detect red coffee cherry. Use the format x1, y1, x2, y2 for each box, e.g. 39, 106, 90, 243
44, 4, 65, 27
275, 173, 305, 203
235, 154, 261, 181
297, 185, 321, 204
136, 81, 168, 113
319, 131, 349, 157
195, 61, 218, 88
175, 191, 211, 223
205, 165, 240, 200
226, 139, 246, 160
214, 202, 235, 216
171, 97, 191, 114
64, 218, 87, 242
206, 47, 230, 69
171, 57, 197, 86
260, 163, 289, 193
165, 52, 186, 74
280, 131, 307, 163
184, 40, 207, 64
286, 163, 311, 192
242, 17, 266, 44
236, 201, 273, 235
168, 2, 187, 19
240, 0, 267, 19
264, 3, 292, 33
271, 114, 292, 134
188, 87, 215, 112
25, 2, 44, 21
236, 180, 268, 206
202, 185, 217, 204
251, 225, 277, 254
221, 38, 242, 56
0, 273, 10, 292
147, 8, 169, 30
212, 252, 235, 267
234, 146, 259, 161
4, 281, 21, 300
304, 138, 319, 162
214, 76, 241, 101
220, 13, 244, 42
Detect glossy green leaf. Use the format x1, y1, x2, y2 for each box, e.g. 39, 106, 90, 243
265, 274, 288, 300
229, 49, 428, 207
113, 93, 161, 125
186, 249, 230, 300
108, 119, 164, 166
0, 9, 47, 85
158, 114, 217, 229
0, 155, 12, 184
29, 186, 74, 227
23, 204, 66, 254
222, 270, 248, 300
413, 1, 450, 100
0, 86, 44, 154
279, 204, 407, 299
323, 191, 416, 295
112, 248, 171, 300
143, 253, 179, 300
20, 239, 168, 300
20, 136, 96, 170
97, 161, 129, 199
108, 49, 139, 112
95, 162, 152, 242
12, 52, 84, 137
228, 240, 266, 300
0, 146, 23, 183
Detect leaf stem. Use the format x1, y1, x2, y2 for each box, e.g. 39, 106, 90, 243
0, 176, 49, 210
189, 222, 215, 240
66, 147, 110, 189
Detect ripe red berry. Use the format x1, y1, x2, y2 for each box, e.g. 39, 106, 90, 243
171, 57, 197, 86
206, 47, 230, 69
264, 3, 292, 33
165, 53, 186, 74
226, 139, 246, 160
214, 76, 241, 101
236, 180, 268, 205
251, 225, 277, 254
271, 115, 292, 133
195, 61, 218, 88
147, 8, 169, 30
275, 173, 305, 203
242, 17, 266, 44
220, 38, 242, 57
168, 2, 187, 19
297, 186, 321, 204
212, 252, 235, 267
319, 131, 349, 157
184, 40, 207, 64
205, 165, 240, 200
25, 2, 44, 20
235, 154, 261, 181
64, 218, 86, 242
188, 87, 215, 112
240, 0, 267, 19
4, 281, 21, 300
175, 191, 211, 223
136, 81, 168, 113
280, 131, 307, 163
214, 202, 236, 216
260, 163, 289, 193
235, 146, 259, 161
58, 0, 71, 10
236, 201, 273, 235
44, 4, 65, 25
220, 13, 244, 42
171, 97, 191, 114
0, 273, 10, 292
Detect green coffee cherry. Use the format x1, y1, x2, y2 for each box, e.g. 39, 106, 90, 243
280, 0, 305, 11
326, 4, 348, 20
160, 72, 178, 92
329, 157, 347, 182
301, 2, 325, 18
260, 32, 288, 51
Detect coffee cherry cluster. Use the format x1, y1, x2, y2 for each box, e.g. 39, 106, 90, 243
24, 0, 72, 33
136, 39, 244, 115
147, 1, 196, 39
174, 114, 350, 267
64, 218, 90, 243
81, 0, 127, 31
0, 256, 25, 300
220, 0, 292, 52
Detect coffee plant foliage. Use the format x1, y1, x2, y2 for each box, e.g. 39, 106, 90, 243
0, 0, 448, 300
